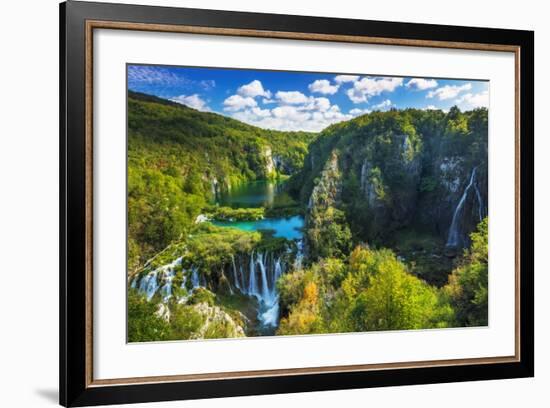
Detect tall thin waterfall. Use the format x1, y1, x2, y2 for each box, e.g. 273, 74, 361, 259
231, 255, 240, 291
258, 253, 270, 300
446, 167, 484, 249
248, 251, 257, 297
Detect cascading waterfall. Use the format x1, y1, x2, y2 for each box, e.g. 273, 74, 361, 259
134, 257, 183, 301
131, 247, 293, 328
446, 167, 485, 249
293, 239, 304, 270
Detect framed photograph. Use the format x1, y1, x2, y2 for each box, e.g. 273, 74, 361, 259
60, 1, 534, 406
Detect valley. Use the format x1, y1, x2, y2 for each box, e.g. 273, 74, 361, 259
127, 90, 489, 342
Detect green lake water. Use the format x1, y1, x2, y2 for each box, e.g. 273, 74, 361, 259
213, 180, 304, 240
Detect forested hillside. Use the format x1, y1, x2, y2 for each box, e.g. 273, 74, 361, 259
128, 91, 315, 269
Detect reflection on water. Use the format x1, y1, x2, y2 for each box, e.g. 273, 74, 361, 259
216, 181, 282, 208
214, 180, 304, 240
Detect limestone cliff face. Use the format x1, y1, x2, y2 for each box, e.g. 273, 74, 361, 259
189, 302, 246, 339
307, 150, 342, 211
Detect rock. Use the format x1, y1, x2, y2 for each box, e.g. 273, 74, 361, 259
190, 302, 246, 339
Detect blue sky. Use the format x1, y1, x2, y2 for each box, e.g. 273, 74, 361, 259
128, 64, 489, 132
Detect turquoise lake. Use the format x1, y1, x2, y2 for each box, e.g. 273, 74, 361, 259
213, 215, 304, 240
213, 181, 304, 240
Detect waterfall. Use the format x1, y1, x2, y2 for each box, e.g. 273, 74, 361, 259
258, 252, 270, 301
131, 247, 293, 328
231, 255, 240, 291
160, 269, 176, 302
473, 182, 484, 221
294, 239, 304, 270
248, 251, 258, 298
139, 270, 159, 301
134, 257, 183, 301
191, 266, 200, 288
446, 167, 484, 249
221, 250, 289, 327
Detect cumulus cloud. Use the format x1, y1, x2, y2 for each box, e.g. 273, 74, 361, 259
170, 94, 210, 111
456, 90, 489, 109
223, 94, 257, 111
423, 105, 439, 110
349, 108, 371, 116
308, 79, 339, 95
334, 75, 360, 83
275, 90, 310, 105
346, 77, 403, 103
371, 99, 393, 111
237, 80, 272, 98
229, 96, 352, 132
406, 78, 438, 90
427, 83, 472, 100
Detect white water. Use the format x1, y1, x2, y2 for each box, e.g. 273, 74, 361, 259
446, 167, 484, 248
258, 253, 270, 301
231, 255, 240, 291
133, 257, 205, 302
226, 250, 288, 327
132, 247, 293, 328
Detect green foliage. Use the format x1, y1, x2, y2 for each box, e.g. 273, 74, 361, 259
307, 206, 352, 261
128, 289, 171, 342
443, 218, 489, 326
167, 303, 205, 340
128, 287, 250, 342
188, 287, 216, 306
205, 206, 265, 221
278, 246, 454, 336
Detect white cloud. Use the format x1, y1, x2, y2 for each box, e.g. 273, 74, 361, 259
349, 108, 371, 116
371, 99, 393, 111
334, 75, 360, 83
299, 96, 331, 112
423, 105, 439, 110
250, 107, 272, 117
223, 94, 257, 111
272, 105, 311, 121
406, 78, 438, 90
170, 94, 210, 111
237, 80, 272, 98
346, 77, 403, 103
229, 97, 352, 132
308, 79, 339, 95
427, 83, 472, 100
275, 90, 309, 105
456, 90, 489, 109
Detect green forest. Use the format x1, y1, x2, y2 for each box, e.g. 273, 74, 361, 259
127, 90, 489, 342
